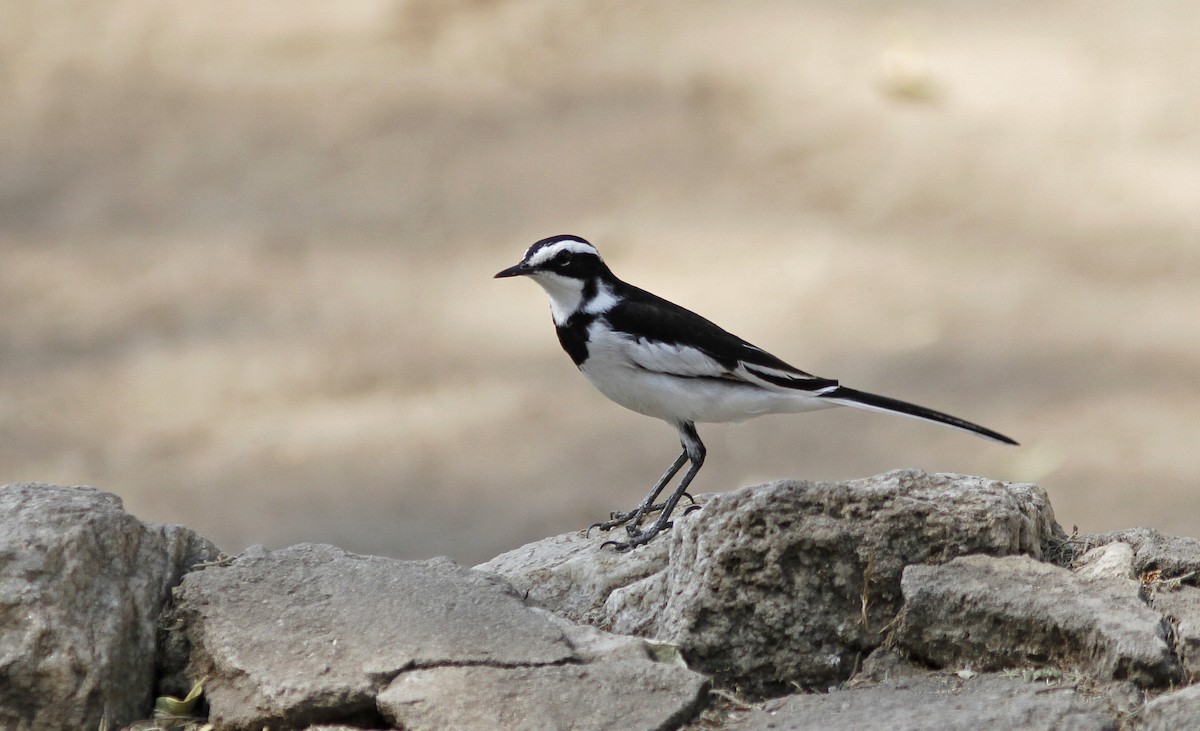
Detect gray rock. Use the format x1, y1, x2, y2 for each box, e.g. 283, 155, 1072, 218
728, 673, 1116, 731
528, 606, 668, 664
1083, 528, 1200, 584
0, 483, 219, 731
378, 659, 708, 731
1140, 684, 1200, 731
895, 554, 1179, 687
1147, 585, 1200, 683
175, 544, 573, 728
477, 527, 677, 625
1073, 541, 1136, 581
175, 543, 707, 730
481, 470, 1063, 696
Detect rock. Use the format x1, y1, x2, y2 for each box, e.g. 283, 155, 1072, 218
477, 528, 677, 625
528, 606, 668, 664
1072, 542, 1136, 581
0, 483, 219, 731
1140, 684, 1200, 731
378, 659, 708, 731
1147, 584, 1200, 683
895, 554, 1179, 687
854, 647, 934, 682
480, 470, 1064, 695
1084, 528, 1200, 584
175, 544, 572, 728
175, 543, 708, 730
728, 672, 1117, 731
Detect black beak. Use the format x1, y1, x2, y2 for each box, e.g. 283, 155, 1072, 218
494, 261, 532, 278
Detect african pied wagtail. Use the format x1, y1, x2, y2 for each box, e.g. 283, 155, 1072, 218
496, 234, 1017, 550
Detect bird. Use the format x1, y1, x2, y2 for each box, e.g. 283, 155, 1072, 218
495, 234, 1017, 550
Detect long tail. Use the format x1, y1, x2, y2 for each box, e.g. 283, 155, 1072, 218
820, 386, 1018, 445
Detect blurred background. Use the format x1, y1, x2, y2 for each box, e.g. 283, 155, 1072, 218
2, 1, 1198, 565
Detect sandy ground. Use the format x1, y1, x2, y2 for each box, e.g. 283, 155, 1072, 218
2, 1, 1198, 565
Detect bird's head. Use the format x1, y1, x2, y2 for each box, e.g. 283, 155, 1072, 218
495, 235, 614, 322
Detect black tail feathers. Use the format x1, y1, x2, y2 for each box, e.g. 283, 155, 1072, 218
822, 386, 1018, 445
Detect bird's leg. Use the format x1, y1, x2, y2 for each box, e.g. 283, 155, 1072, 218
588, 451, 687, 535
604, 423, 706, 551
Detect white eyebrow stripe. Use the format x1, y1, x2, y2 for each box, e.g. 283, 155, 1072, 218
526, 240, 601, 267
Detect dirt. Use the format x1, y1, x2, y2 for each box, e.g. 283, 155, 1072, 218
2, 1, 1198, 565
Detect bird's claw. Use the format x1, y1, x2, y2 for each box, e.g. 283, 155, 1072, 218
602, 522, 673, 551
587, 511, 637, 536
592, 493, 698, 537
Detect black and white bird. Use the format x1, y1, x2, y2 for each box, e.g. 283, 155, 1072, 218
496, 234, 1017, 550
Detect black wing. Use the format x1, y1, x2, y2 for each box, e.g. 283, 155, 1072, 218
603, 283, 839, 391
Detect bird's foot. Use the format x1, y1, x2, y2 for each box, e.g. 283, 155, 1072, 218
587, 512, 635, 536
602, 522, 672, 552
623, 494, 700, 535
586, 492, 696, 537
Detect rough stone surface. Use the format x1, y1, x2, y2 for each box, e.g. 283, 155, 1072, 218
0, 483, 219, 731
529, 606, 667, 664
175, 542, 707, 730
477, 527, 678, 625
1084, 528, 1200, 584
1147, 585, 1200, 683
1140, 684, 1200, 731
14, 477, 1200, 731
481, 470, 1064, 695
175, 544, 572, 728
378, 659, 708, 731
895, 554, 1179, 687
728, 673, 1117, 731
1073, 542, 1137, 581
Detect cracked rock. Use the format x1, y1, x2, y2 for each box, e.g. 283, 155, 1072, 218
1147, 584, 1200, 683
0, 483, 219, 731
895, 554, 1179, 687
481, 470, 1063, 695
175, 543, 707, 730
475, 527, 679, 626
175, 544, 572, 728
1140, 684, 1200, 731
728, 672, 1116, 731
378, 659, 708, 731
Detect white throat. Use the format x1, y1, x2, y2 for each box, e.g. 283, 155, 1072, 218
531, 272, 586, 326
531, 274, 618, 326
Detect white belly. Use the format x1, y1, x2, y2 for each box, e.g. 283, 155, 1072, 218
578, 325, 837, 425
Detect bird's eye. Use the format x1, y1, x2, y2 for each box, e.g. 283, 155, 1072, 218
555, 251, 573, 266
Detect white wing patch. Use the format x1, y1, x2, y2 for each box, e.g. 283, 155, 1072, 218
626, 339, 731, 378
587, 319, 836, 393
